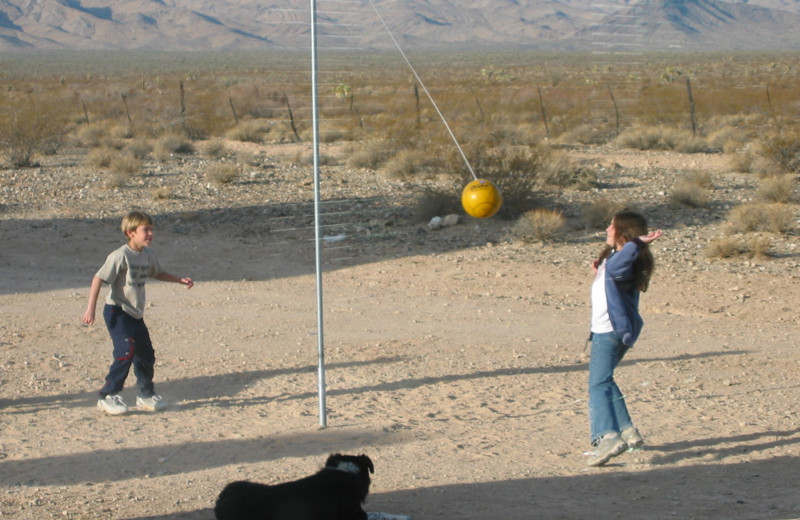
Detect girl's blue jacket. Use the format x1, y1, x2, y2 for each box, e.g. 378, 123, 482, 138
603, 239, 646, 347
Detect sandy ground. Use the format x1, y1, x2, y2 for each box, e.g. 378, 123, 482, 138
1, 143, 800, 520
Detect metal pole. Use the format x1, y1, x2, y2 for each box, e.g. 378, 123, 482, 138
309, 0, 327, 428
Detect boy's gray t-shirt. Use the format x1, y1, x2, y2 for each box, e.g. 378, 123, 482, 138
96, 244, 164, 319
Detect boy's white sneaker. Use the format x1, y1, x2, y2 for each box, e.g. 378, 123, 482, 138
97, 394, 128, 415
136, 394, 167, 412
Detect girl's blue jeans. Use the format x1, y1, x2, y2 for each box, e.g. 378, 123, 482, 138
588, 331, 633, 445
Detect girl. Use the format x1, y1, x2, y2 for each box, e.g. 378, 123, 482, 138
586, 210, 662, 467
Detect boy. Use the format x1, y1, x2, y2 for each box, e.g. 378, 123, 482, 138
82, 211, 194, 415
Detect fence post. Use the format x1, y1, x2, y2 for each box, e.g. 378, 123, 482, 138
686, 77, 697, 137
607, 84, 620, 136
537, 86, 549, 139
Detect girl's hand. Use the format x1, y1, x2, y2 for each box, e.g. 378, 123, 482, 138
639, 229, 663, 245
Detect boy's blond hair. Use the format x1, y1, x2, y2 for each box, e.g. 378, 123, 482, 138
121, 211, 154, 236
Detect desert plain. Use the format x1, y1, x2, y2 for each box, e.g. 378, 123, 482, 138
1, 136, 799, 520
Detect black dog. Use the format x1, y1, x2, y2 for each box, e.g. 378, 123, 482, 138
214, 453, 374, 520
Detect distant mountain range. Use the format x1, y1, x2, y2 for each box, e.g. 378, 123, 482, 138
1, 0, 800, 52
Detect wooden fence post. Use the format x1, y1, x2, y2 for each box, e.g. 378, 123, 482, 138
227, 88, 239, 125
537, 86, 549, 139
686, 77, 697, 137
607, 84, 620, 136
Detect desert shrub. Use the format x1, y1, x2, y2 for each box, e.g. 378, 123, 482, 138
382, 148, 442, 180
757, 174, 795, 203
554, 123, 612, 146
511, 208, 566, 243
670, 170, 713, 208
237, 150, 258, 166
579, 197, 626, 229
110, 155, 142, 177
726, 203, 795, 234
728, 151, 756, 173
760, 132, 800, 172
105, 172, 130, 189
126, 139, 152, 160
199, 138, 228, 159
319, 127, 353, 143
346, 139, 394, 169
153, 186, 172, 200
706, 126, 750, 152
205, 162, 241, 185
706, 235, 772, 259
85, 147, 115, 168
537, 151, 598, 190
0, 97, 70, 166
226, 119, 272, 143
747, 235, 773, 258
613, 126, 710, 152
705, 237, 744, 258
454, 143, 557, 219
154, 133, 194, 161
73, 122, 109, 148
414, 187, 462, 223
109, 125, 134, 140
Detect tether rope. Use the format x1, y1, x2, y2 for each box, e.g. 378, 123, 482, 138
366, 0, 478, 181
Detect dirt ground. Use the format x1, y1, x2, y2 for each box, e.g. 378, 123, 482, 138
1, 142, 799, 520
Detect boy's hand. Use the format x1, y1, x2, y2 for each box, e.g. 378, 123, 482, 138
81, 309, 95, 326
181, 277, 194, 289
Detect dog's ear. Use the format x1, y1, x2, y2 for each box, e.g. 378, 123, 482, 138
360, 455, 374, 474
325, 453, 342, 468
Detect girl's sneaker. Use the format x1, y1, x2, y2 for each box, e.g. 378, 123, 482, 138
586, 433, 627, 467
136, 394, 167, 412
97, 394, 128, 415
622, 427, 644, 450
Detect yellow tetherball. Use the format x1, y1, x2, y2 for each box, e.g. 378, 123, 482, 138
461, 179, 502, 218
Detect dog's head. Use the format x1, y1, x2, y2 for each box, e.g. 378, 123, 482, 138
324, 453, 374, 479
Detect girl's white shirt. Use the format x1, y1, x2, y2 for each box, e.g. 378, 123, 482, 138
591, 259, 614, 334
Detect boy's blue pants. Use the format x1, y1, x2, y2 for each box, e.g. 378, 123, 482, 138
99, 305, 156, 398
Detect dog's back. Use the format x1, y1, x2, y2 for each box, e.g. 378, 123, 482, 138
214, 454, 373, 520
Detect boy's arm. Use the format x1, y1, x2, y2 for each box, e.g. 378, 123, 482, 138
81, 276, 104, 325
155, 272, 194, 289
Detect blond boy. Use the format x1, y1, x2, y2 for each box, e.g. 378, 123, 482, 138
82, 211, 193, 415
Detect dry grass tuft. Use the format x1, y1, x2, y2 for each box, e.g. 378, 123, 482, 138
154, 133, 194, 161
726, 202, 795, 234
511, 208, 566, 243
670, 170, 713, 208
757, 174, 796, 203
579, 197, 626, 229
706, 235, 773, 259
199, 138, 229, 159
205, 162, 241, 186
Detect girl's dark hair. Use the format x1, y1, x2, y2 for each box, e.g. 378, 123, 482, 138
597, 209, 655, 292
